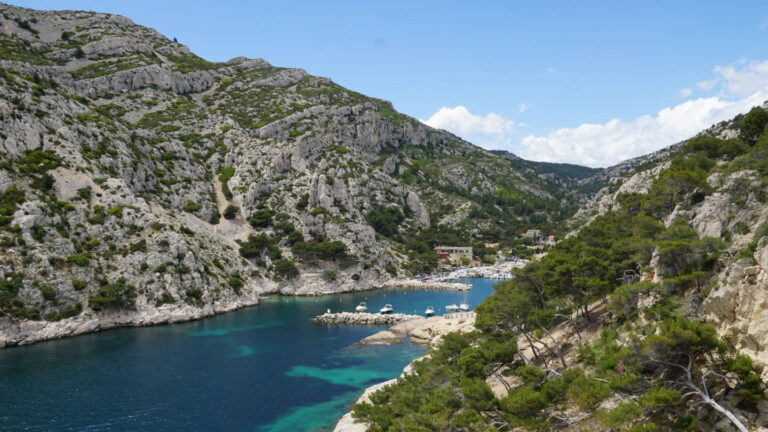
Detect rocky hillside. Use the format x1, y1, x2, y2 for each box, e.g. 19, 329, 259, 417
346, 107, 768, 430
0, 3, 602, 347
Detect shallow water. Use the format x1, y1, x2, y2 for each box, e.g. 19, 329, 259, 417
0, 278, 498, 431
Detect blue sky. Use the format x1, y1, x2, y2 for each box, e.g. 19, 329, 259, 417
9, 1, 768, 166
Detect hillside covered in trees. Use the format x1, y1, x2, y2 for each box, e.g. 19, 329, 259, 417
350, 107, 768, 431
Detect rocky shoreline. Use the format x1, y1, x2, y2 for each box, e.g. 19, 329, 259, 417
0, 277, 471, 350
0, 294, 262, 349
333, 312, 476, 431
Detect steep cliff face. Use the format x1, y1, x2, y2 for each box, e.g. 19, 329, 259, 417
0, 3, 597, 346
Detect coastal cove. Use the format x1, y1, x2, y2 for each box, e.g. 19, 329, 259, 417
0, 279, 497, 432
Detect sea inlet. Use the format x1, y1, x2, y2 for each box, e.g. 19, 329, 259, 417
0, 279, 497, 431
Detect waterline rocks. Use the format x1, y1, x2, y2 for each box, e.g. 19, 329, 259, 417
313, 312, 424, 325
390, 312, 476, 346
360, 330, 401, 345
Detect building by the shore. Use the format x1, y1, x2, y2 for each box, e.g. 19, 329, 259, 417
434, 246, 473, 265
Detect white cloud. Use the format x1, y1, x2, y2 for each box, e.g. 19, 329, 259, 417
519, 92, 767, 167
714, 60, 768, 97
517, 103, 529, 113
422, 59, 768, 167
421, 106, 518, 148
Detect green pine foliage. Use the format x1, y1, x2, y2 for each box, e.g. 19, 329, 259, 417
355, 108, 768, 430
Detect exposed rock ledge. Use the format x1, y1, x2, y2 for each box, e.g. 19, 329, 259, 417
0, 294, 260, 349
313, 312, 423, 325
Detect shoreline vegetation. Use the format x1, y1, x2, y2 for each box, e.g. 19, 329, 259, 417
332, 112, 768, 431
334, 312, 478, 431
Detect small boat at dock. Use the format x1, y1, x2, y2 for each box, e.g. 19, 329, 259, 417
445, 304, 460, 312
380, 304, 394, 314
355, 302, 367, 312
424, 306, 435, 316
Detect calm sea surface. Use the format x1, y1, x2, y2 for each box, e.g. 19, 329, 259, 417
0, 278, 498, 431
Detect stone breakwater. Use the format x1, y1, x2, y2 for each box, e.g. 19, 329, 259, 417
380, 279, 470, 291
313, 312, 424, 325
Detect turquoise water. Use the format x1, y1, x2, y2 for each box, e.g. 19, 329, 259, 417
0, 279, 497, 431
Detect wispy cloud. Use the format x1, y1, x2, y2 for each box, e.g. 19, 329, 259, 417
517, 103, 529, 113
678, 87, 692, 97
696, 79, 718, 91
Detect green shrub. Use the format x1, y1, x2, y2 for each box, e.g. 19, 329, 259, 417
598, 401, 642, 428
740, 107, 768, 142
0, 186, 24, 218
185, 287, 203, 305
39, 284, 56, 302
183, 201, 201, 212
218, 167, 235, 200
239, 234, 277, 259
10, 307, 39, 320
639, 386, 681, 408
209, 210, 221, 224
223, 204, 239, 219
248, 208, 274, 227
273, 259, 299, 280
88, 277, 136, 311
291, 238, 348, 262
322, 270, 337, 282
129, 239, 147, 253
154, 292, 174, 306
106, 206, 123, 218
67, 253, 90, 267
515, 365, 546, 384
296, 193, 309, 211
385, 264, 397, 275
566, 374, 611, 409
228, 276, 244, 293
502, 386, 548, 418
71, 279, 87, 291
44, 302, 82, 321
83, 238, 100, 251
365, 205, 404, 237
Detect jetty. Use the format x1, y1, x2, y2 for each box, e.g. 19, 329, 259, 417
313, 312, 424, 325
381, 280, 470, 291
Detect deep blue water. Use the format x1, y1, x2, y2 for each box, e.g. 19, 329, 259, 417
0, 279, 497, 432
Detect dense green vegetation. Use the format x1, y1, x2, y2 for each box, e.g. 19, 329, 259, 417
88, 277, 137, 311
353, 108, 768, 431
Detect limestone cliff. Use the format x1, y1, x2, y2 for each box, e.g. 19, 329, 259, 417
0, 3, 597, 347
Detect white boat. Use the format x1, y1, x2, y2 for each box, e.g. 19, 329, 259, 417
380, 304, 394, 314
459, 291, 470, 311
355, 302, 367, 312
445, 304, 460, 312
425, 306, 435, 316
